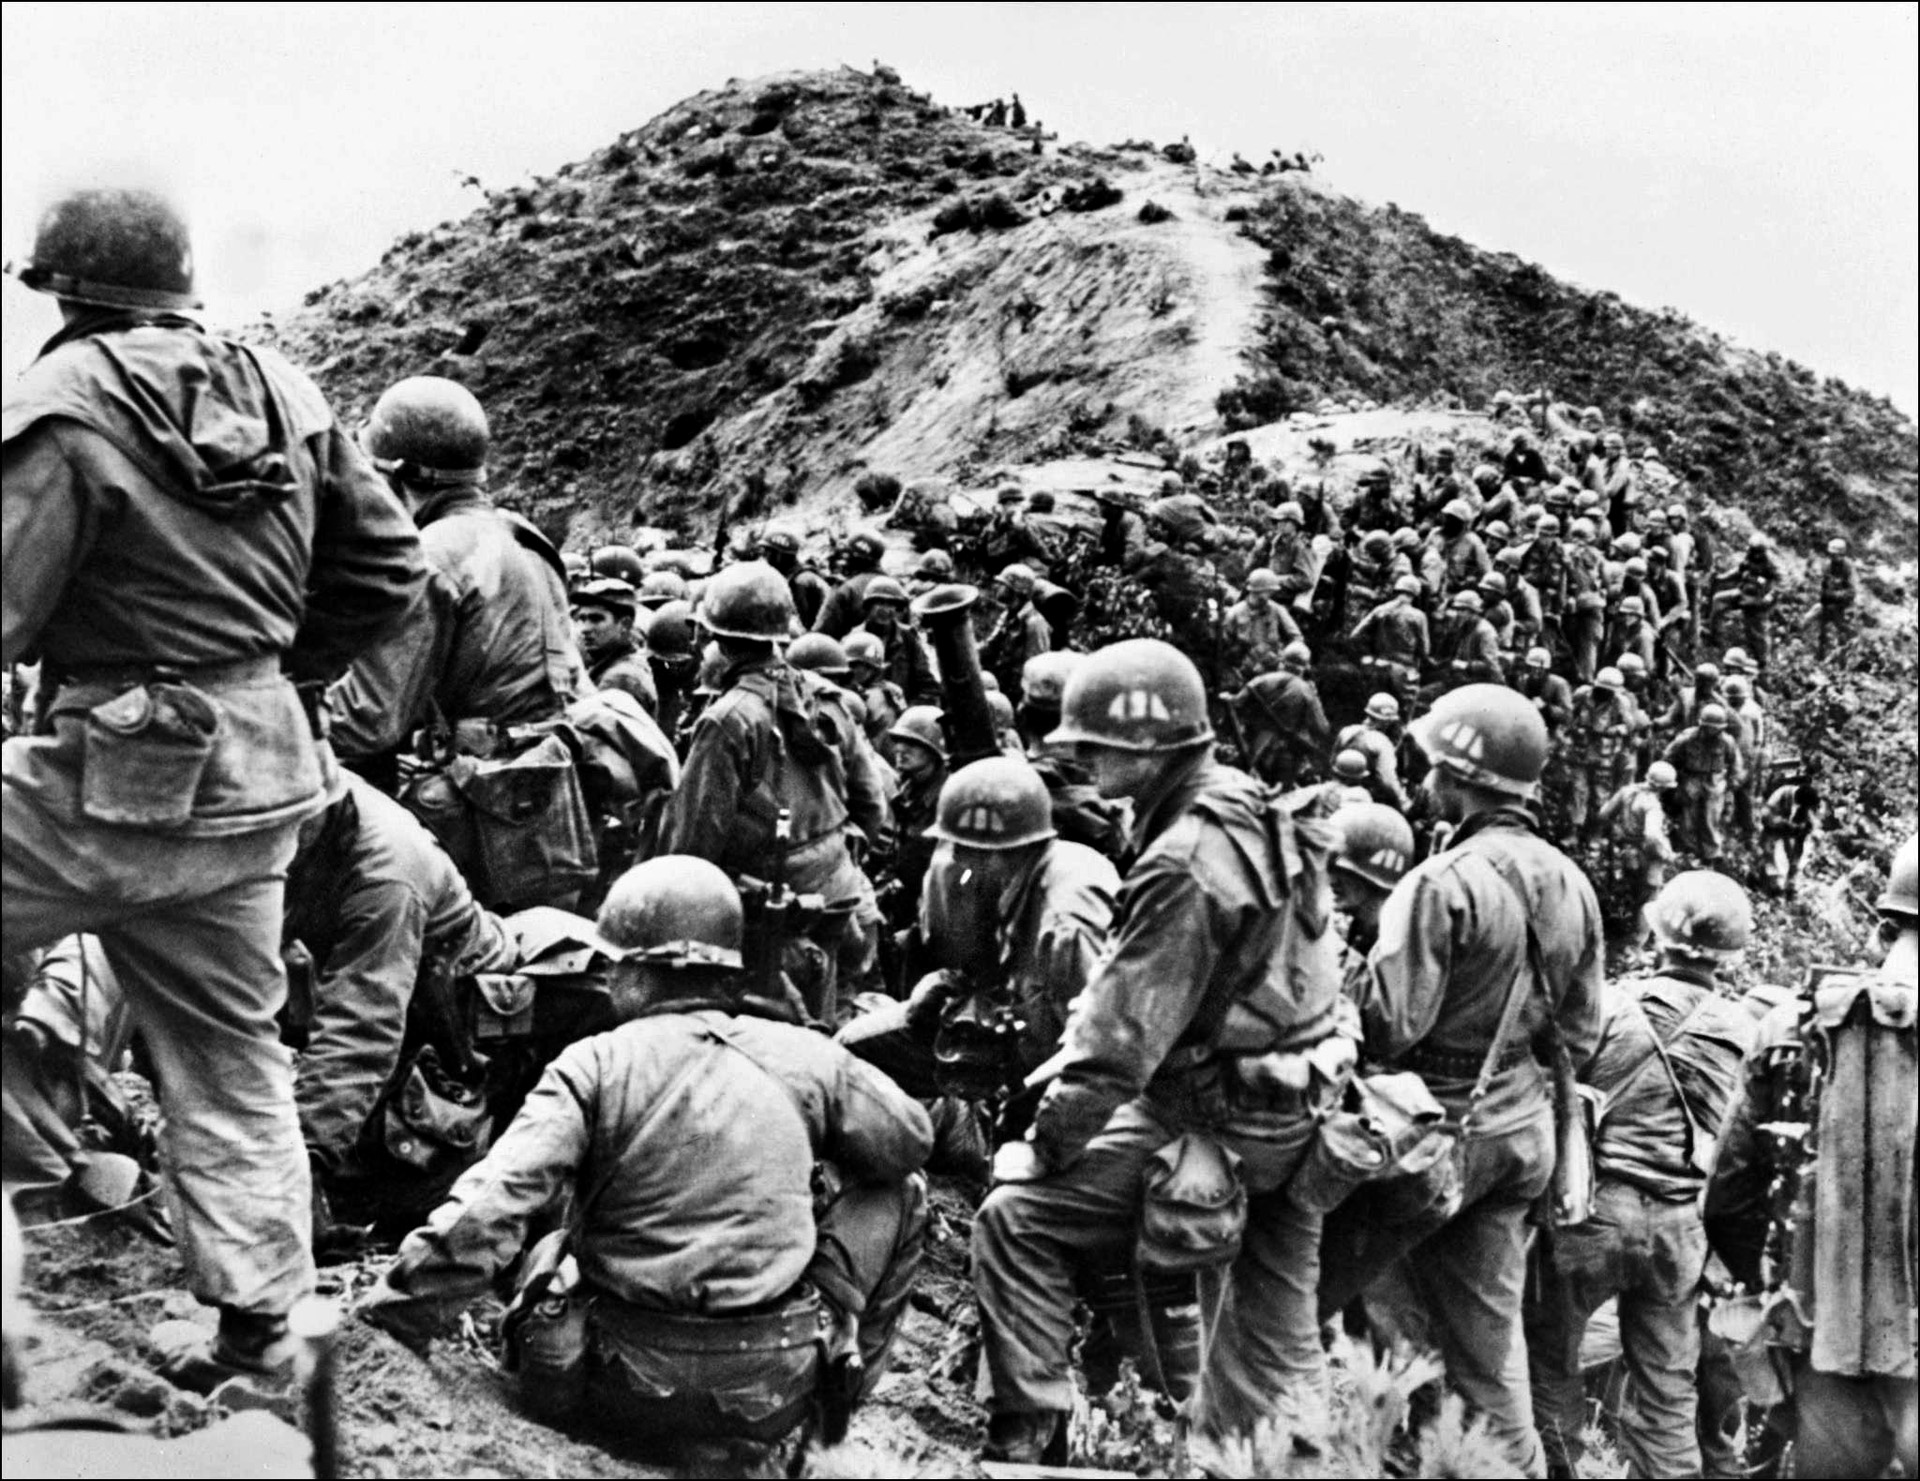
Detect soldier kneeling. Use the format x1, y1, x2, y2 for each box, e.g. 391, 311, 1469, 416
359, 857, 932, 1474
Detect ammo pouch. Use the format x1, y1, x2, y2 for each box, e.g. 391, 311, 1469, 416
1136, 1134, 1247, 1275
587, 1286, 828, 1444
404, 732, 597, 912
379, 1044, 493, 1179
1289, 1070, 1455, 1218
80, 682, 223, 828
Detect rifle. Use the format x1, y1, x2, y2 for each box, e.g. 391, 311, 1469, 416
744, 806, 795, 1009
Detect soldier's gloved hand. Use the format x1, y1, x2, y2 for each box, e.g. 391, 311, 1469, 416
990, 1138, 1047, 1185
903, 969, 963, 1035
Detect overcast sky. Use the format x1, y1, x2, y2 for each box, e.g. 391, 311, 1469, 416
4, 1, 1916, 413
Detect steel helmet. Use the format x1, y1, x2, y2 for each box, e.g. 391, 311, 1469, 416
758, 524, 801, 556
788, 632, 851, 678
997, 485, 1025, 506
1496, 546, 1526, 570
645, 600, 696, 659
1624, 557, 1648, 579
1616, 532, 1643, 555
1279, 640, 1312, 671
862, 575, 910, 609
9, 186, 202, 311
1365, 692, 1402, 723
998, 563, 1038, 597
637, 569, 689, 609
1330, 803, 1415, 892
1575, 491, 1602, 515
1647, 544, 1670, 563
980, 670, 1002, 693
1569, 518, 1597, 543
1485, 519, 1513, 543
889, 705, 949, 761
1525, 646, 1551, 669
1646, 760, 1678, 789
570, 577, 637, 621
365, 376, 490, 481
987, 689, 1016, 733
1357, 461, 1393, 488
1050, 638, 1214, 753
928, 757, 1055, 850
844, 531, 885, 565
1020, 651, 1081, 711
1472, 464, 1502, 490
1618, 652, 1647, 677
915, 548, 956, 580
587, 545, 647, 585
1666, 503, 1689, 524
1393, 574, 1422, 597
1724, 675, 1752, 702
1581, 404, 1604, 424
1275, 501, 1305, 524
1602, 432, 1625, 453
562, 550, 590, 584
1441, 498, 1473, 524
595, 855, 744, 970
1722, 647, 1756, 675
699, 560, 796, 641
1545, 485, 1572, 508
1435, 442, 1458, 460
1698, 703, 1729, 730
1246, 568, 1283, 595
1332, 749, 1371, 783
1649, 871, 1753, 958
1827, 537, 1848, 557
1878, 833, 1919, 920
1479, 571, 1509, 597
1693, 662, 1721, 686
1391, 527, 1421, 553
1362, 530, 1393, 557
1411, 683, 1549, 797
1746, 531, 1769, 550
1594, 666, 1624, 693
1618, 595, 1644, 618
1451, 590, 1484, 614
844, 630, 886, 668
1535, 515, 1562, 538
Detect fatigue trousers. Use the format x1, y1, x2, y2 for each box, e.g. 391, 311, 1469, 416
1319, 1107, 1556, 1477
1815, 606, 1851, 660
1676, 780, 1728, 861
1741, 608, 1771, 673
1, 777, 313, 1317
973, 1099, 1326, 1445
1567, 764, 1614, 839
1788, 1359, 1919, 1479
1695, 1317, 1746, 1479
1526, 1180, 1709, 1479
1568, 610, 1603, 684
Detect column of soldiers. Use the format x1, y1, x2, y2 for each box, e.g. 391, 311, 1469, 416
3, 187, 1912, 1481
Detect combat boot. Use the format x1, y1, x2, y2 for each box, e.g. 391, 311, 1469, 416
151, 1308, 295, 1398
983, 1408, 1068, 1465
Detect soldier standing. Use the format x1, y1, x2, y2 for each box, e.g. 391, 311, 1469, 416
1322, 685, 1604, 1474
881, 705, 949, 927
570, 577, 658, 714
1597, 760, 1680, 944
1220, 568, 1303, 689
1527, 873, 1759, 1478
971, 641, 1349, 1461
1351, 575, 1430, 712
1703, 833, 1918, 1479
2, 186, 426, 1388
812, 531, 888, 638
1733, 534, 1780, 673
757, 523, 831, 630
1230, 641, 1330, 788
1816, 537, 1857, 659
1664, 705, 1745, 862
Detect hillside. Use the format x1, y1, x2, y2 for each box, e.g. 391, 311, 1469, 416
256, 64, 1916, 561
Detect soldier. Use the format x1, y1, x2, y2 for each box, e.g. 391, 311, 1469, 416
2, 185, 427, 1389
1703, 833, 1919, 1480
1503, 427, 1552, 494
658, 562, 891, 1021
1567, 668, 1639, 844
1659, 660, 1726, 736
1134, 497, 1222, 659
1322, 685, 1604, 1474
570, 577, 658, 714
1641, 545, 1692, 674
982, 564, 1055, 698
1616, 652, 1658, 773
812, 531, 889, 638
1495, 547, 1546, 653
1221, 568, 1304, 689
587, 543, 647, 589
642, 600, 698, 744
1663, 705, 1745, 861
838, 758, 1117, 1126
849, 576, 940, 704
359, 858, 933, 1473
1264, 500, 1319, 606
883, 706, 949, 927
1662, 503, 1704, 652
1521, 514, 1575, 669
1563, 517, 1608, 684
1343, 529, 1407, 628
1527, 873, 1760, 1478
1597, 760, 1680, 945
1477, 571, 1520, 658
972, 640, 1348, 1460
1231, 641, 1330, 788
1722, 674, 1768, 842
1327, 802, 1416, 960
1429, 498, 1492, 597
757, 523, 831, 630
328, 376, 588, 774
1816, 536, 1857, 659
1333, 693, 1414, 813
1093, 489, 1148, 571
281, 773, 521, 1243
1351, 574, 1430, 710
1757, 777, 1820, 897
1606, 592, 1657, 675
1429, 589, 1504, 692
636, 567, 690, 613
1514, 645, 1576, 739
983, 486, 1049, 573
1590, 431, 1637, 537
845, 630, 907, 750
1015, 652, 1126, 861
1729, 533, 1781, 672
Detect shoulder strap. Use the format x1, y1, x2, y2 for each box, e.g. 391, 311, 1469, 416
495, 508, 570, 589
1637, 995, 1711, 1171
1466, 852, 1549, 1130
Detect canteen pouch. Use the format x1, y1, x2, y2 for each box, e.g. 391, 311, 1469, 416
1290, 1070, 1452, 1217
80, 682, 223, 828
502, 1231, 589, 1421
1137, 1133, 1247, 1275
380, 1044, 493, 1179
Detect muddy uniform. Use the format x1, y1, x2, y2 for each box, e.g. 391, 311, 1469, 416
2, 310, 426, 1318
974, 757, 1345, 1442
1521, 540, 1574, 662
1432, 529, 1492, 598
1350, 600, 1429, 709
1566, 690, 1638, 839
1597, 781, 1676, 924
1703, 977, 1919, 1480
1219, 597, 1302, 688
327, 487, 586, 763
1663, 726, 1744, 861
1526, 971, 1755, 1476
363, 1004, 934, 1444
1322, 809, 1604, 1474
1429, 611, 1504, 691
1232, 670, 1330, 788
283, 776, 517, 1193
1265, 529, 1319, 606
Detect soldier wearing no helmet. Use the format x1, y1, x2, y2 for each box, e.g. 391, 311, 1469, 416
571, 577, 658, 715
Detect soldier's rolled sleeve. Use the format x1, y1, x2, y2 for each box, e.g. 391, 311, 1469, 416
1032, 863, 1218, 1169
0, 428, 94, 666
823, 1054, 934, 1183
367, 1046, 594, 1339
289, 429, 427, 683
